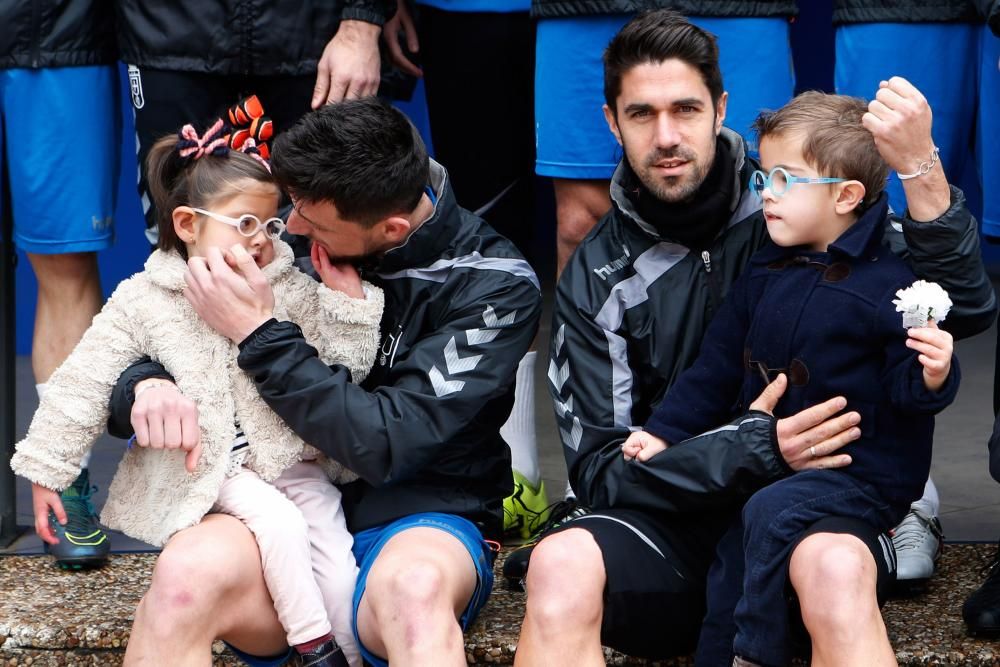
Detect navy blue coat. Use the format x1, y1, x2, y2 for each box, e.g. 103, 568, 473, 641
646, 194, 960, 511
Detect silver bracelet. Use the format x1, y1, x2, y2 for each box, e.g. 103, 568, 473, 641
897, 146, 940, 180
134, 380, 177, 400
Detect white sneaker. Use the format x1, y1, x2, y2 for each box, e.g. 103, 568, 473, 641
891, 508, 943, 593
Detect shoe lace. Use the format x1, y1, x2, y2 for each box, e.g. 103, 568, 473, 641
525, 498, 590, 538
892, 510, 942, 551
59, 483, 100, 533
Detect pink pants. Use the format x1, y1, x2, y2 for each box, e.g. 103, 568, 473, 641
213, 461, 360, 665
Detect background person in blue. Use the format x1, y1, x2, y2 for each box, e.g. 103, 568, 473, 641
2, 0, 120, 568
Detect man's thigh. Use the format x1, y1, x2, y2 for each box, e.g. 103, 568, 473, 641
353, 513, 494, 665
549, 508, 707, 660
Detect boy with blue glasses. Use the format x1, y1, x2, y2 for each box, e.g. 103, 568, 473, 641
622, 91, 960, 666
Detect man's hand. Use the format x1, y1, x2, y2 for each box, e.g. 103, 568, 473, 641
131, 379, 203, 473
184, 245, 275, 343
907, 319, 954, 391
32, 483, 66, 545
382, 0, 422, 77
750, 374, 858, 471
622, 430, 669, 462
312, 19, 381, 107
862, 76, 950, 221
312, 242, 364, 298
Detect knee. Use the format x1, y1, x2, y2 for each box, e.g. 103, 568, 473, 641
524, 530, 605, 629
790, 534, 879, 633
369, 558, 451, 619
146, 531, 240, 623
555, 202, 601, 247
554, 183, 608, 246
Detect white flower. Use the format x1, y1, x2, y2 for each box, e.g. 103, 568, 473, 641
892, 280, 952, 329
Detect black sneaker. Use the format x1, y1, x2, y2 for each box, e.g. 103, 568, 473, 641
298, 640, 349, 667
963, 540, 1000, 638
501, 499, 590, 591
46, 469, 110, 570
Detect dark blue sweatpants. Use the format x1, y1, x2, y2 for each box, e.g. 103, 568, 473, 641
695, 470, 904, 667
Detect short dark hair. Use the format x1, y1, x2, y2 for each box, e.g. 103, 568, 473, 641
603, 9, 724, 113
752, 91, 889, 205
271, 97, 429, 226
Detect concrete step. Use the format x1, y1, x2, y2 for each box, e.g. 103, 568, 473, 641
2, 544, 999, 666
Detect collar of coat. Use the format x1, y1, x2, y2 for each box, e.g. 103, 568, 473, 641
607, 127, 763, 244
143, 238, 296, 291
753, 192, 891, 265
375, 159, 466, 273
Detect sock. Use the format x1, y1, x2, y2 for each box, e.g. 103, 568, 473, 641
295, 633, 334, 654
911, 477, 940, 517
40, 382, 92, 470
500, 351, 540, 488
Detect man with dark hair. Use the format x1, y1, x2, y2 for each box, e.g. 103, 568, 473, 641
513, 10, 995, 665
106, 97, 542, 667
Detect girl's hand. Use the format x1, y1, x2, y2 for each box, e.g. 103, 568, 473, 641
907, 319, 954, 392
622, 430, 669, 462
32, 483, 67, 545
312, 242, 364, 298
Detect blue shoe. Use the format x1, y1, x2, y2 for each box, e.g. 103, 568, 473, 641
46, 469, 110, 570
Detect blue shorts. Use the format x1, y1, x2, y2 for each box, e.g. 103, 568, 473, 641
835, 22, 983, 219
351, 512, 496, 667
0, 66, 119, 254
534, 15, 795, 179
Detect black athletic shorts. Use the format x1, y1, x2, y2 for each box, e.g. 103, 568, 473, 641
549, 509, 897, 660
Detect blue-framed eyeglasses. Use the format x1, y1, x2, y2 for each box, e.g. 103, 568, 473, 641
192, 208, 285, 238
749, 167, 846, 199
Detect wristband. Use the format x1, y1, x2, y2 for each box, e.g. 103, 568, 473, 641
897, 147, 940, 181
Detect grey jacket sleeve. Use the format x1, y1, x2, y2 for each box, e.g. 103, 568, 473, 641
882, 186, 998, 340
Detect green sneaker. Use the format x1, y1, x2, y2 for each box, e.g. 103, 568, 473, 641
46, 469, 110, 570
503, 471, 551, 542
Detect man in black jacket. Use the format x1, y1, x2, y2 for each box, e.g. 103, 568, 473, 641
515, 11, 995, 666
108, 98, 541, 666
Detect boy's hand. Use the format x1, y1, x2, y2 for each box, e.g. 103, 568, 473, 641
311, 242, 364, 298
32, 483, 66, 545
622, 430, 669, 462
907, 319, 953, 391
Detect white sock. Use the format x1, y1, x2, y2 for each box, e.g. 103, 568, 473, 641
38, 382, 90, 470
911, 477, 939, 516
500, 351, 540, 488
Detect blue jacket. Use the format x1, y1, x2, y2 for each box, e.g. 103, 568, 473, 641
646, 194, 960, 511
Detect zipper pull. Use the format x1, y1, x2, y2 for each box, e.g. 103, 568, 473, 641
701, 250, 712, 273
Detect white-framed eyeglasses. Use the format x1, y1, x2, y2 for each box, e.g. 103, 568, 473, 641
749, 167, 846, 199
192, 208, 285, 238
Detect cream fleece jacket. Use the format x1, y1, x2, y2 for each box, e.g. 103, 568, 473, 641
11, 241, 383, 546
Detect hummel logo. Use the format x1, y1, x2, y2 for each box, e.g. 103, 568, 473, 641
593, 245, 631, 280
